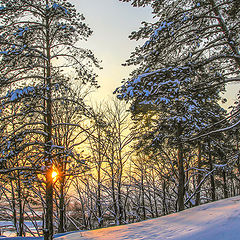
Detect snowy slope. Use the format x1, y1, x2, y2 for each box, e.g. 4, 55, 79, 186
2, 196, 240, 240
55, 195, 240, 240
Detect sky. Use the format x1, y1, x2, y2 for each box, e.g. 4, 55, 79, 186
70, 0, 153, 101
70, 0, 238, 107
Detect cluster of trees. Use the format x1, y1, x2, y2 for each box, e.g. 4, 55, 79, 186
0, 0, 239, 240
115, 0, 240, 210
0, 0, 99, 239
70, 118, 240, 229
1, 98, 240, 236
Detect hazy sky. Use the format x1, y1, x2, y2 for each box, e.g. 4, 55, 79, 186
70, 0, 153, 100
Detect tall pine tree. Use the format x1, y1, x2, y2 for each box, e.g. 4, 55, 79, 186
115, 0, 237, 210
0, 1, 100, 239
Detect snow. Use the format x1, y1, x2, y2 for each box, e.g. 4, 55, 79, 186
0, 232, 77, 240
56, 196, 240, 240
0, 238, 42, 240
51, 3, 68, 15
14, 27, 29, 37
2, 196, 240, 240
6, 87, 35, 101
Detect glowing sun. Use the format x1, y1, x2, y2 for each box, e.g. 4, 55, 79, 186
52, 170, 58, 179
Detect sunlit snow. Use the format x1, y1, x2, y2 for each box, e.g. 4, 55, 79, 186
54, 196, 240, 240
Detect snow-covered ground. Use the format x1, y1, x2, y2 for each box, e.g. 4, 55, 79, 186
0, 221, 42, 238
2, 196, 240, 240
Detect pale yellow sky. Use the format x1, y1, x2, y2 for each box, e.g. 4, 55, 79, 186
70, 0, 153, 100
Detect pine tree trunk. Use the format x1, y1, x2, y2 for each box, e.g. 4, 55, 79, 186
208, 140, 216, 202
44, 1, 54, 238
196, 143, 202, 206
234, 130, 240, 176
223, 170, 228, 199
152, 171, 159, 217
58, 172, 65, 233
231, 176, 236, 197
176, 122, 185, 212
177, 143, 185, 211
162, 179, 166, 215
45, 169, 53, 240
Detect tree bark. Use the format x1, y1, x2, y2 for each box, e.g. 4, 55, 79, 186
195, 143, 202, 206
58, 170, 65, 233
162, 179, 166, 215
177, 143, 185, 211
152, 171, 159, 217
223, 169, 228, 199
44, 1, 53, 238
10, 180, 18, 236
17, 172, 24, 236
177, 123, 185, 211
140, 168, 146, 220
208, 140, 216, 202
96, 129, 103, 228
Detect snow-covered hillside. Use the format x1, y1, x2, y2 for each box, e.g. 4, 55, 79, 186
2, 196, 240, 240
56, 196, 240, 240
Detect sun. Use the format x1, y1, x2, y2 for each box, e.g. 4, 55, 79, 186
52, 170, 58, 179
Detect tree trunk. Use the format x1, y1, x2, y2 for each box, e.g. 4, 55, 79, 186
208, 140, 216, 202
11, 180, 18, 236
58, 171, 65, 233
141, 170, 146, 220
117, 151, 123, 225
230, 176, 236, 197
97, 164, 103, 228
223, 170, 228, 199
177, 143, 185, 211
45, 169, 54, 240
195, 143, 202, 206
111, 166, 118, 225
117, 184, 123, 225
152, 171, 159, 217
162, 179, 166, 215
17, 172, 24, 236
44, 1, 54, 238
147, 183, 154, 218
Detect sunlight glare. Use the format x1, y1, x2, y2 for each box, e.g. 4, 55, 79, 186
52, 170, 58, 179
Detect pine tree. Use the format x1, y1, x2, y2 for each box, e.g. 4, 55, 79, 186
114, 0, 238, 210
0, 1, 100, 239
